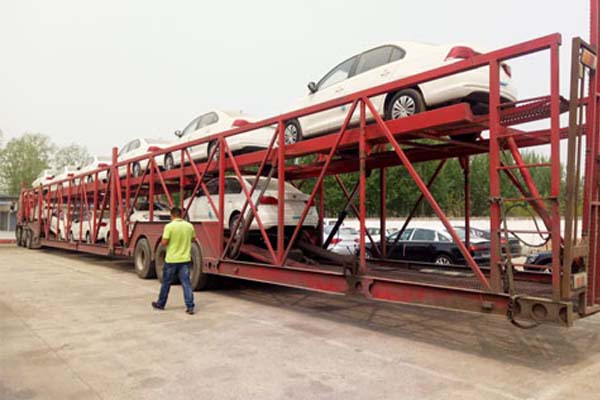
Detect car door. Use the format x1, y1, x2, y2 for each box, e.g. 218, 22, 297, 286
299, 55, 358, 137
345, 45, 406, 121
404, 228, 437, 262
189, 178, 220, 221
188, 112, 220, 160
386, 228, 412, 259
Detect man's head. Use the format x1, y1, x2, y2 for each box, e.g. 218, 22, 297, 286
170, 207, 182, 220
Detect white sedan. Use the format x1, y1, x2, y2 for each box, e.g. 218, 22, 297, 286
118, 138, 172, 178
185, 176, 319, 231
163, 110, 276, 170
323, 226, 359, 255
31, 169, 55, 187
51, 166, 80, 184
284, 41, 517, 142
78, 155, 111, 184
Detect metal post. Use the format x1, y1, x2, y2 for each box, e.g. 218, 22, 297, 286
109, 147, 118, 251
380, 167, 387, 258
277, 121, 286, 263
550, 43, 562, 301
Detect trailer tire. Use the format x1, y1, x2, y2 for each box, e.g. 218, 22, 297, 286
15, 226, 23, 247
155, 244, 179, 284
190, 242, 209, 291
134, 238, 156, 279
24, 229, 33, 249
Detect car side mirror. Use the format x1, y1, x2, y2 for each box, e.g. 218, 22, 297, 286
174, 130, 183, 138
307, 82, 317, 94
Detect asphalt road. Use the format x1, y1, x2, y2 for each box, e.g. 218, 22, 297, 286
1, 245, 600, 400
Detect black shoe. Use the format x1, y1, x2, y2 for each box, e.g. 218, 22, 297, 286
152, 301, 165, 310
186, 307, 195, 315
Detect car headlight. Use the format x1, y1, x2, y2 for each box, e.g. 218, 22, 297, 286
525, 255, 535, 264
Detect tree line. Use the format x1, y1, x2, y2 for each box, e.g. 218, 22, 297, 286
0, 133, 90, 196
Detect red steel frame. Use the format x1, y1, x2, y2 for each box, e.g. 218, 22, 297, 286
15, 2, 600, 327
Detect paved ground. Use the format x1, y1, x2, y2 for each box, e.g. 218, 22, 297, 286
2, 245, 600, 400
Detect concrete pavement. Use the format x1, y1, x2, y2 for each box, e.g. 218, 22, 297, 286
1, 244, 600, 399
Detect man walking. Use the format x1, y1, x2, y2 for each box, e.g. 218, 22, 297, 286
152, 207, 196, 315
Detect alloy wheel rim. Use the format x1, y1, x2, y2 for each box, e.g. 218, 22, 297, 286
391, 95, 416, 119
435, 257, 451, 265
285, 124, 298, 144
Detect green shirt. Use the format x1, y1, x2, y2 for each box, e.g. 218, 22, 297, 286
163, 218, 195, 263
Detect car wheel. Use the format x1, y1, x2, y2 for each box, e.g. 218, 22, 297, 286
68, 232, 74, 242
434, 254, 454, 265
208, 141, 220, 162
385, 89, 425, 120
86, 176, 94, 184
284, 119, 302, 144
85, 232, 91, 244
134, 237, 156, 279
132, 162, 141, 177
164, 153, 174, 170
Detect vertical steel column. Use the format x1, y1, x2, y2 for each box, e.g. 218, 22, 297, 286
550, 43, 563, 301
180, 149, 185, 209
358, 101, 367, 273
218, 137, 226, 256
488, 61, 503, 292
380, 167, 387, 258
109, 147, 118, 251
461, 157, 471, 248
277, 121, 286, 263
149, 158, 155, 222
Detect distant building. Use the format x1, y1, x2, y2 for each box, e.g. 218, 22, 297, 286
0, 194, 17, 231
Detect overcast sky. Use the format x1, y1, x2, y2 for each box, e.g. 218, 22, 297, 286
0, 0, 591, 157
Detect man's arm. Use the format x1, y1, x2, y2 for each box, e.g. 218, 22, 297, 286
161, 238, 169, 247
161, 224, 171, 247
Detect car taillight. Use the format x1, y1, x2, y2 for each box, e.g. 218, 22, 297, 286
501, 63, 512, 78
232, 119, 250, 128
99, 222, 107, 227
147, 146, 161, 152
259, 196, 278, 205
469, 244, 487, 252
330, 238, 342, 245
98, 163, 109, 168
445, 46, 481, 61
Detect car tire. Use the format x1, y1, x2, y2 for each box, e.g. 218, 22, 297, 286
164, 153, 174, 170
134, 237, 156, 279
208, 141, 219, 161
85, 232, 91, 244
132, 162, 141, 177
86, 175, 94, 184
227, 212, 245, 259
284, 119, 303, 144
385, 89, 426, 120
68, 232, 74, 242
434, 253, 454, 266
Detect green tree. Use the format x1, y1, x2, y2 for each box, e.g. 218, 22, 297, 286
53, 144, 90, 169
0, 133, 55, 195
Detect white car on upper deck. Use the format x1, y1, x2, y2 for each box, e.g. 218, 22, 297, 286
283, 41, 517, 142
162, 110, 275, 170
117, 138, 172, 178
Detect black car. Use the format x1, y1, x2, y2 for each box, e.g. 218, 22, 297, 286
455, 226, 522, 257
524, 251, 552, 272
366, 227, 490, 266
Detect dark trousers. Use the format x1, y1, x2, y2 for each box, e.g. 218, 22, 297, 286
157, 262, 195, 309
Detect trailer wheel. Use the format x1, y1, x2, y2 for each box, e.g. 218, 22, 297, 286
134, 238, 156, 279
15, 226, 23, 247
155, 244, 179, 284
190, 242, 209, 291
24, 229, 33, 249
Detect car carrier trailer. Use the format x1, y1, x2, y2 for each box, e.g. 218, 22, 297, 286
14, 0, 600, 328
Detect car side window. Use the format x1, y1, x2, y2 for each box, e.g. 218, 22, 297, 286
199, 112, 219, 129
119, 141, 131, 157
207, 179, 220, 196
182, 116, 201, 136
130, 139, 141, 151
437, 232, 451, 242
318, 56, 357, 90
390, 46, 406, 62
400, 228, 413, 241
225, 178, 242, 194
354, 46, 394, 75
412, 229, 436, 241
